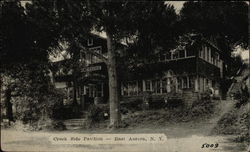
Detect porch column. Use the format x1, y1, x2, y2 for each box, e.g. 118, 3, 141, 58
195, 76, 199, 92
167, 78, 171, 93
142, 80, 146, 92
175, 77, 178, 92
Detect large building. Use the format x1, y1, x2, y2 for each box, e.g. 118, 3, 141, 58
52, 34, 231, 109
51, 34, 124, 109
120, 38, 230, 106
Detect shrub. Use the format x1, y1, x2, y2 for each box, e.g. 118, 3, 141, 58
165, 99, 184, 109
121, 99, 143, 112
21, 103, 41, 125
41, 120, 66, 131
51, 121, 66, 130
87, 104, 109, 124
235, 132, 250, 143
51, 103, 83, 120
234, 90, 249, 108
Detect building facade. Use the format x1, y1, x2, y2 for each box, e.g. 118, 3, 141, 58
120, 39, 228, 106
52, 34, 230, 108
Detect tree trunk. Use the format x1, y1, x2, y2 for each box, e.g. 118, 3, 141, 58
5, 88, 13, 124
73, 78, 77, 105
106, 31, 120, 128
0, 74, 2, 105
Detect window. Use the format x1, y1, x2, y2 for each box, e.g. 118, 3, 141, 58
177, 77, 182, 90
199, 77, 204, 92
214, 52, 219, 66
89, 46, 102, 63
87, 38, 93, 46
96, 84, 103, 97
175, 76, 193, 89
172, 51, 179, 59
208, 47, 211, 62
152, 79, 161, 94
199, 49, 203, 58
122, 81, 144, 96
152, 80, 156, 93
85, 86, 89, 96
122, 82, 128, 96
156, 80, 161, 93
179, 50, 185, 58
203, 47, 206, 59
211, 55, 214, 64
86, 53, 92, 64
187, 49, 195, 57
77, 86, 81, 98
138, 81, 143, 95
88, 85, 93, 97
162, 80, 167, 93
145, 80, 151, 91
204, 46, 208, 61
166, 52, 171, 60
183, 77, 188, 88
189, 76, 194, 88
128, 81, 137, 96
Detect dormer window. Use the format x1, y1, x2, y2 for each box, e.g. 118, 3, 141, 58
87, 38, 93, 46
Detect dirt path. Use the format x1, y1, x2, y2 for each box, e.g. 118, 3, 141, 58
1, 100, 247, 152
206, 99, 235, 134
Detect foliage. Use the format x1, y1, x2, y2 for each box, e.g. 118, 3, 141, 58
0, 1, 68, 125
87, 104, 109, 124
50, 120, 66, 131
1, 1, 248, 129
51, 103, 84, 120
118, 3, 178, 75
212, 101, 249, 147
234, 84, 249, 108
121, 99, 143, 112
0, 1, 61, 68
179, 1, 248, 49
83, 1, 179, 128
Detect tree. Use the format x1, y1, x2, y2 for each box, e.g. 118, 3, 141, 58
4, 0, 177, 128
85, 1, 138, 128
28, 0, 176, 128
86, 1, 178, 128
179, 1, 248, 49
0, 1, 61, 123
122, 3, 177, 75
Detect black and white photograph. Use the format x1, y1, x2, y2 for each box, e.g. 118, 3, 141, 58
0, 1, 249, 152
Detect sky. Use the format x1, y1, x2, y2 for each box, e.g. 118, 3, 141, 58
166, 1, 185, 13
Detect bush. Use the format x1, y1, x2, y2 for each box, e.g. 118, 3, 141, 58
176, 98, 216, 122
235, 132, 250, 143
51, 121, 66, 130
234, 90, 249, 108
121, 99, 143, 112
87, 104, 109, 124
165, 99, 184, 109
41, 120, 66, 131
51, 103, 83, 120
21, 105, 41, 125
212, 102, 250, 139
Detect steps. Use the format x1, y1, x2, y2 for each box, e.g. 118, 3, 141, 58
182, 91, 199, 107
63, 118, 87, 130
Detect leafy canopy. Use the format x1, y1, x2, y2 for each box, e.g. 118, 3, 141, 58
179, 1, 248, 49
